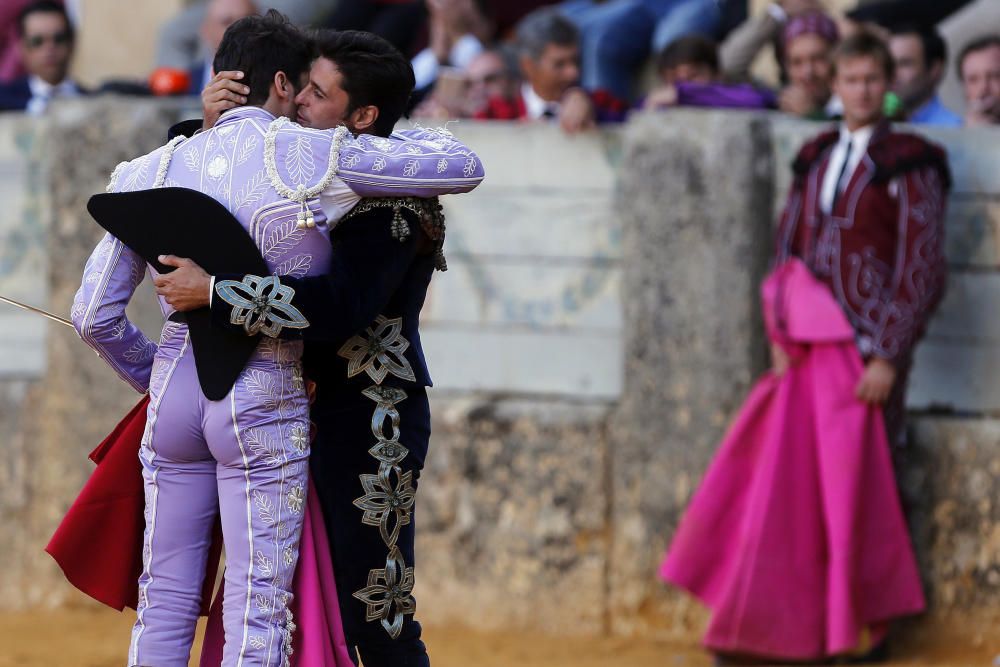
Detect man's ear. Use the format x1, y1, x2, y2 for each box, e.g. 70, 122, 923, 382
350, 105, 380, 133
274, 71, 293, 100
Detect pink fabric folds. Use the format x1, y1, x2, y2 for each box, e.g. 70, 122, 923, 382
659, 258, 925, 662
200, 477, 355, 666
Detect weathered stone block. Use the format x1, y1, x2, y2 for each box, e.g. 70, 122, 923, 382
903, 417, 1000, 611
0, 98, 188, 607
416, 396, 611, 635
607, 110, 774, 636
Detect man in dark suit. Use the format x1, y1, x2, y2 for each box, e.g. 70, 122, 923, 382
0, 0, 83, 113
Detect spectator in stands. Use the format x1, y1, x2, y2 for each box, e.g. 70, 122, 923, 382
0, 0, 42, 84
780, 11, 841, 119
326, 0, 428, 56
720, 4, 839, 119
720, 0, 823, 82
187, 0, 258, 95
411, 0, 492, 95
413, 46, 520, 120
474, 8, 626, 133
958, 34, 1000, 126
643, 35, 775, 110
0, 1, 83, 114
465, 47, 521, 115
889, 24, 962, 127
560, 0, 722, 102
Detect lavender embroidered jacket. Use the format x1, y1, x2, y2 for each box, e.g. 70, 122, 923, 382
71, 106, 485, 392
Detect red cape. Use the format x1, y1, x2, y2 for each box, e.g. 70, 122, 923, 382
45, 396, 221, 614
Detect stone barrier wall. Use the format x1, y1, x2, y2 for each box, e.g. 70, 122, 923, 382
0, 101, 996, 641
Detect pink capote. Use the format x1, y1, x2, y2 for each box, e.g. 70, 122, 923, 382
660, 258, 925, 662
200, 477, 355, 667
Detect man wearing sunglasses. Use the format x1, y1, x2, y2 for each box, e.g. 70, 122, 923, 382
0, 0, 84, 114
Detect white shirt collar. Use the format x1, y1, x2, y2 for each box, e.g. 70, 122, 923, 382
819, 122, 877, 214
838, 122, 876, 150
26, 75, 79, 115
522, 82, 559, 121
28, 75, 77, 99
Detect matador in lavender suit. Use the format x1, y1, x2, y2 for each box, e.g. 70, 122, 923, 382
71, 14, 483, 667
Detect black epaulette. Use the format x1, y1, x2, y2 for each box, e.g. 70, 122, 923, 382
867, 132, 952, 190
791, 129, 839, 178
343, 197, 448, 271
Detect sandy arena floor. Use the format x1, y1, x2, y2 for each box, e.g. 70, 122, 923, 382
2, 605, 998, 667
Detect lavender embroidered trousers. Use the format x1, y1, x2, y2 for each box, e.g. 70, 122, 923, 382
129, 325, 311, 667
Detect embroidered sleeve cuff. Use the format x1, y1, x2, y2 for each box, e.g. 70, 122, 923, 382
214, 274, 309, 338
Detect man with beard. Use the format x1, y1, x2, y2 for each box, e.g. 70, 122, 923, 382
155, 28, 480, 667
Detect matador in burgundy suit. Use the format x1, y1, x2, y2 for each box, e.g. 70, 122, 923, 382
775, 119, 949, 448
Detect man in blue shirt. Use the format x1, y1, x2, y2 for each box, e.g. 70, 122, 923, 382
889, 23, 962, 127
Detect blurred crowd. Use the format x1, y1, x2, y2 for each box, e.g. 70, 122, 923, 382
0, 0, 999, 130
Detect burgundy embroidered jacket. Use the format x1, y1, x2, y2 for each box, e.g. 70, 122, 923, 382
775, 121, 951, 365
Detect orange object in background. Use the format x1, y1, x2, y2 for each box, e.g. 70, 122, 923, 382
149, 67, 192, 96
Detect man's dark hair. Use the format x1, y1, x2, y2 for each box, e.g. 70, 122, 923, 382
958, 34, 1000, 80
17, 1, 73, 40
657, 35, 719, 75
891, 23, 947, 71
832, 31, 896, 81
313, 29, 415, 137
213, 9, 313, 107
516, 8, 578, 61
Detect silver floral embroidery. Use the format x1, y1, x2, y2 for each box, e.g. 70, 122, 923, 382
337, 316, 416, 383
289, 423, 308, 453
355, 468, 415, 547
281, 606, 297, 666
207, 154, 229, 179
353, 545, 416, 640
286, 483, 305, 514
215, 275, 309, 338
353, 382, 417, 639
290, 364, 305, 391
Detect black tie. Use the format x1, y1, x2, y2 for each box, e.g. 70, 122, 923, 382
831, 139, 854, 212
